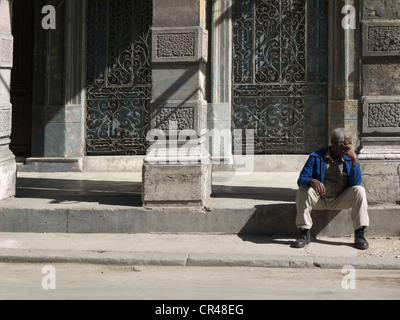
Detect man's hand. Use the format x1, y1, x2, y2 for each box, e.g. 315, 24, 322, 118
309, 179, 326, 196
345, 148, 359, 167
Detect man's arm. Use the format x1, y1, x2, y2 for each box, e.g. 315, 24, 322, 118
297, 156, 315, 187
345, 148, 362, 186
346, 149, 359, 167
298, 156, 326, 196
309, 179, 326, 197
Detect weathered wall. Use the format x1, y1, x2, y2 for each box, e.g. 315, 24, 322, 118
0, 0, 16, 201
360, 0, 400, 204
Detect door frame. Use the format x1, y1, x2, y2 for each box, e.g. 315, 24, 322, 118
209, 0, 361, 158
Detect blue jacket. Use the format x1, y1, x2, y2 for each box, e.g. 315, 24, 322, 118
297, 148, 363, 187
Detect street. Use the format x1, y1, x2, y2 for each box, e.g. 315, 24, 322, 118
0, 263, 399, 301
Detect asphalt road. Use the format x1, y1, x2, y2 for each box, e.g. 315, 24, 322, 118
0, 263, 399, 301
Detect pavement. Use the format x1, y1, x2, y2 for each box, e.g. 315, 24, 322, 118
0, 232, 399, 270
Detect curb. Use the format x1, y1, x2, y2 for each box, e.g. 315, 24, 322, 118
313, 257, 400, 270
186, 253, 313, 268
1, 249, 400, 270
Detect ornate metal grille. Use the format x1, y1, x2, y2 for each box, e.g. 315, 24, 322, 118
233, 0, 328, 154
86, 0, 152, 155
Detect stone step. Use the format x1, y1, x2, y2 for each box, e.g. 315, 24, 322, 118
16, 155, 309, 173
0, 171, 399, 237
0, 198, 398, 237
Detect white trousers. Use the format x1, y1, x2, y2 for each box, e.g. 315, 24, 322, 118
295, 186, 370, 230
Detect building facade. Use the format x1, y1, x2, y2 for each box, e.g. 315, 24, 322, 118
1, 0, 400, 206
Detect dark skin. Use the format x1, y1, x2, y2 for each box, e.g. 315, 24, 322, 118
309, 135, 359, 197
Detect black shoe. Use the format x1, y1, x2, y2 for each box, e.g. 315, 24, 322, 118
292, 229, 311, 248
354, 227, 369, 250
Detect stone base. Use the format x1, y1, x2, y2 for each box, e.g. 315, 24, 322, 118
83, 156, 145, 172
0, 149, 16, 201
18, 158, 83, 172
142, 162, 212, 207
359, 158, 400, 205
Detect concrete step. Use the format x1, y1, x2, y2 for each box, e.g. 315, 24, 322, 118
17, 155, 309, 173
0, 171, 399, 237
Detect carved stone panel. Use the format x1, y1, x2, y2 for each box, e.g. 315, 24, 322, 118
155, 107, 195, 130
157, 32, 196, 58
363, 96, 400, 134
0, 107, 12, 138
363, 21, 400, 56
0, 35, 13, 68
152, 27, 208, 63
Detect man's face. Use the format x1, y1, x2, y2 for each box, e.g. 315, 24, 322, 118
332, 135, 352, 157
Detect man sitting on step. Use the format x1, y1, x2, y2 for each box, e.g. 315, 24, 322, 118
293, 128, 370, 250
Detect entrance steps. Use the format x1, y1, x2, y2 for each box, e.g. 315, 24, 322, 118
1, 169, 399, 237
17, 155, 309, 173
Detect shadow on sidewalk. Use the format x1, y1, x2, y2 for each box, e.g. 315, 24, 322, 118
238, 234, 355, 249
312, 238, 354, 248
238, 234, 294, 246
212, 185, 297, 202
16, 177, 143, 207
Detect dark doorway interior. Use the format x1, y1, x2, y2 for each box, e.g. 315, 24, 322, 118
10, 0, 34, 157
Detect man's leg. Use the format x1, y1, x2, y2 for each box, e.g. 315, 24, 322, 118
295, 186, 321, 230
330, 186, 370, 250
294, 186, 322, 248
330, 186, 370, 230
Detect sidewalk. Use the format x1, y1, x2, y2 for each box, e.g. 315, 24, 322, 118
0, 232, 399, 270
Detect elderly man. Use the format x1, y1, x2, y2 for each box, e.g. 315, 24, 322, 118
294, 128, 370, 250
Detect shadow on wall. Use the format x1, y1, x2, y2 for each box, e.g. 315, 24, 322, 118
238, 204, 346, 237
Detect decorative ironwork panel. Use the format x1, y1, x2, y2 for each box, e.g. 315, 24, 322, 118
233, 0, 328, 154
86, 0, 152, 155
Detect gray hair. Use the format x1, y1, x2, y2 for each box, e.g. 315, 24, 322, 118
331, 128, 351, 144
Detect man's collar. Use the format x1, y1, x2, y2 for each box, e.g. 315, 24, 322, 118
325, 147, 344, 162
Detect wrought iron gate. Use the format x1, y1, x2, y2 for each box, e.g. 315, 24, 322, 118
232, 0, 328, 154
86, 0, 152, 155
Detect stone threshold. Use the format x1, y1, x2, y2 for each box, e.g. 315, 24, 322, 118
16, 155, 309, 173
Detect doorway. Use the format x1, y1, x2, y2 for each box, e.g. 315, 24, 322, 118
85, 0, 153, 155
10, 0, 34, 157
232, 0, 329, 154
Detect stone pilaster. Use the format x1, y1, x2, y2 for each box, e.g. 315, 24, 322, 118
208, 0, 233, 166
63, 0, 86, 159
328, 0, 361, 148
359, 0, 400, 204
142, 0, 211, 207
0, 0, 16, 201
28, 0, 84, 171
32, 0, 65, 158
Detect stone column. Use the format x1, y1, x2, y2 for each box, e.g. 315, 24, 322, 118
142, 0, 211, 207
62, 0, 86, 159
209, 0, 233, 167
328, 0, 361, 147
359, 0, 400, 204
32, 0, 65, 158
0, 0, 16, 201
28, 0, 85, 172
